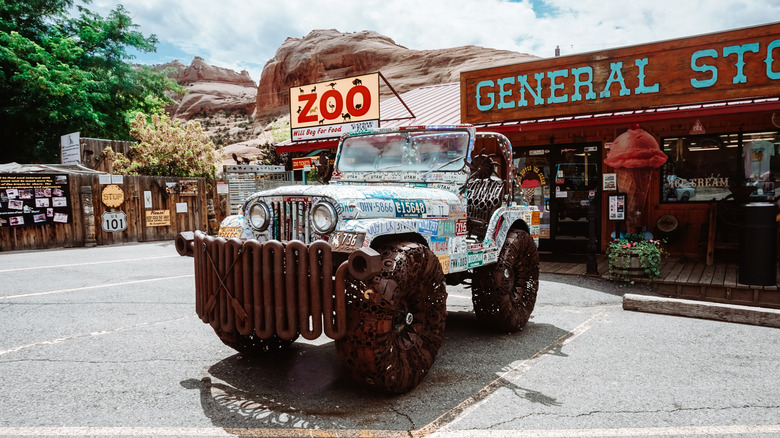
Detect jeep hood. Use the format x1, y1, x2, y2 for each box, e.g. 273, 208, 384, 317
249, 184, 460, 203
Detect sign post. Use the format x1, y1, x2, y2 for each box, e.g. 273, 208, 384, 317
293, 157, 318, 185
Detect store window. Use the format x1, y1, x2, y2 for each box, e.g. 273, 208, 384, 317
661, 131, 780, 203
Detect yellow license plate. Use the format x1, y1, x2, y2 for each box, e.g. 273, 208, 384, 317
330, 230, 365, 251
218, 226, 241, 238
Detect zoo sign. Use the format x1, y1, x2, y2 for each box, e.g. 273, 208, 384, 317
290, 73, 380, 142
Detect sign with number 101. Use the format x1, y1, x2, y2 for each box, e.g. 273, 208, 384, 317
101, 211, 127, 232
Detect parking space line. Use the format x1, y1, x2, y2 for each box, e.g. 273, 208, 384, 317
0, 255, 178, 273
2, 424, 779, 437
421, 425, 780, 437
0, 427, 410, 437
0, 274, 193, 300
0, 315, 192, 356
415, 307, 617, 437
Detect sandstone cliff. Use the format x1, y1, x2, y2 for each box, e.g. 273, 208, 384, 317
154, 30, 539, 164
159, 57, 257, 120
254, 29, 538, 119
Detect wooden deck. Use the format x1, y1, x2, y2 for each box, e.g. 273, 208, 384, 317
540, 254, 780, 310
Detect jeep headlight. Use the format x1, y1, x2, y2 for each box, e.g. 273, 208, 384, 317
311, 201, 337, 234
246, 201, 270, 231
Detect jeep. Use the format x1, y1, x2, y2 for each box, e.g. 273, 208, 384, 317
176, 125, 540, 393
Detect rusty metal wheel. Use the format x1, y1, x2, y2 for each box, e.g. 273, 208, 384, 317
335, 241, 447, 394
214, 328, 298, 356
472, 229, 539, 332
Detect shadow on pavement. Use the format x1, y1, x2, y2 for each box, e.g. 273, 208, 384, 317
181, 310, 572, 433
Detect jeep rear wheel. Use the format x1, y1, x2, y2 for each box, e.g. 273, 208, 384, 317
472, 229, 539, 332
336, 241, 447, 394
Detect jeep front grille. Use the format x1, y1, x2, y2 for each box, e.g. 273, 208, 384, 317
269, 199, 312, 243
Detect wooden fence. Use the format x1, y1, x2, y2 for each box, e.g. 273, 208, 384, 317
0, 173, 214, 252
80, 138, 134, 174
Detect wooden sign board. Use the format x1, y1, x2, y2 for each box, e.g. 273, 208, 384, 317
145, 210, 170, 227
101, 184, 124, 208
461, 23, 780, 124
290, 73, 380, 141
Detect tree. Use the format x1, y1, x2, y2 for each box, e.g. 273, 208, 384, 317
0, 0, 183, 163
105, 112, 219, 179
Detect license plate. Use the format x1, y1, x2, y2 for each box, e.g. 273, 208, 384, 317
330, 230, 365, 251
218, 226, 241, 238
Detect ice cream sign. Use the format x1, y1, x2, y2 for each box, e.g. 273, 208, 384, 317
290, 73, 380, 141
461, 22, 780, 124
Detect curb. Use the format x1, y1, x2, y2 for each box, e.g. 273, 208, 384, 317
622, 293, 780, 328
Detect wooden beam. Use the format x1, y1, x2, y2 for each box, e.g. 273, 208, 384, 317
706, 203, 716, 266
623, 294, 780, 328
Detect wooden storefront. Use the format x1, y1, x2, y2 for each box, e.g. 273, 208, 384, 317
460, 22, 780, 265
0, 166, 211, 252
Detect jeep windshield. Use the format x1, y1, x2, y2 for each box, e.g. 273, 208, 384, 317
337, 130, 470, 172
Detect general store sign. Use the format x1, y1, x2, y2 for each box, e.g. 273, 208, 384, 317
461, 22, 780, 124
290, 73, 380, 141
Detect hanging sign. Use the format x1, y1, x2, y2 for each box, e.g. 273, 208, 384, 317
60, 132, 80, 165
144, 191, 152, 209
603, 173, 617, 191
608, 193, 626, 221
145, 210, 170, 227
689, 119, 706, 135
101, 185, 124, 208
290, 73, 380, 141
178, 180, 198, 196
101, 211, 127, 232
0, 174, 72, 227
462, 23, 780, 124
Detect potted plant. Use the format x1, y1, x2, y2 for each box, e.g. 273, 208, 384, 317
608, 233, 665, 281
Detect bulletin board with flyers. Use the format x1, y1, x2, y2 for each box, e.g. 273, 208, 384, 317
0, 174, 72, 227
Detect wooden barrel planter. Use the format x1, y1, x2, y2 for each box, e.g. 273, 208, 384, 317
609, 248, 660, 281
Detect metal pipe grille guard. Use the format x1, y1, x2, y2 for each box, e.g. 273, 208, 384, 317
191, 231, 348, 341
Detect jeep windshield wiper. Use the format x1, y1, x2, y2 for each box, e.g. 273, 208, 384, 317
427, 155, 466, 173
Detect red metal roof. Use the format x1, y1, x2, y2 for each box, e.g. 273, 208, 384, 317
379, 82, 461, 127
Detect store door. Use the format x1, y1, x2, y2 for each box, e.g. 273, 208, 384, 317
515, 148, 554, 252
515, 144, 601, 254
550, 145, 601, 254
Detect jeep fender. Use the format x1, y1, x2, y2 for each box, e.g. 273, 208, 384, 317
482, 206, 539, 250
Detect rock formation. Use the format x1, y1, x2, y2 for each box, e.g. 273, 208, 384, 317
150, 30, 539, 164
173, 57, 255, 86
157, 57, 257, 119
254, 29, 538, 119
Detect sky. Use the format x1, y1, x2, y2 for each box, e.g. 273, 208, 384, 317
86, 0, 780, 83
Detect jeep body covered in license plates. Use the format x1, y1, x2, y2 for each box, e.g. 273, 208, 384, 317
177, 125, 540, 393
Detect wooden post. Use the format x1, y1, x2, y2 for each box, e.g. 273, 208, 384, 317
80, 185, 96, 247
706, 203, 717, 265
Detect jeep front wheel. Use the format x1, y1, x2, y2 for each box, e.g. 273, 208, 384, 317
214, 328, 298, 356
472, 229, 539, 332
336, 241, 447, 394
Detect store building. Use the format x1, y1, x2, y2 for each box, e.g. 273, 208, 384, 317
461, 22, 780, 262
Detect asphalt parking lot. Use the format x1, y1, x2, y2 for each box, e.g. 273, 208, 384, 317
1, 241, 779, 437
